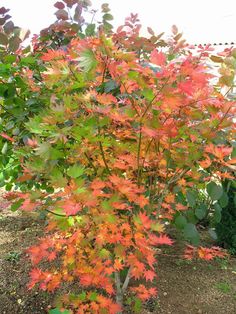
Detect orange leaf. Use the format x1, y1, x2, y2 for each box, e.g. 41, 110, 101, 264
96, 93, 117, 105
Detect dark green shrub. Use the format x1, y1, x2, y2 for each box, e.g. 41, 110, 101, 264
216, 181, 236, 254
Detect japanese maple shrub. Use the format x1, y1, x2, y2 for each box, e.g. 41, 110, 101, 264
4, 4, 236, 314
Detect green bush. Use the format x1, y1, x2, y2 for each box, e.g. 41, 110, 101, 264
216, 181, 236, 254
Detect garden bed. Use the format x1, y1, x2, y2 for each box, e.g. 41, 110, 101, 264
0, 195, 236, 314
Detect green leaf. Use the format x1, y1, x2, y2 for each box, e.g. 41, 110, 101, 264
85, 23, 96, 36
26, 117, 43, 134
103, 13, 113, 21
50, 168, 67, 187
104, 80, 118, 93
213, 203, 222, 223
11, 199, 24, 212
219, 191, 229, 208
67, 164, 84, 178
195, 203, 207, 220
78, 291, 86, 301
1, 142, 8, 155
175, 215, 187, 229
133, 297, 142, 313
99, 248, 111, 258
89, 292, 97, 301
4, 20, 14, 34
207, 182, 223, 201
8, 36, 21, 52
142, 89, 154, 101
78, 49, 97, 72
49, 309, 71, 314
208, 228, 217, 240
68, 216, 75, 226
186, 190, 197, 207
183, 223, 199, 245
20, 57, 35, 65
35, 142, 51, 159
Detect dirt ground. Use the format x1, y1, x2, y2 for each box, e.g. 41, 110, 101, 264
0, 194, 236, 314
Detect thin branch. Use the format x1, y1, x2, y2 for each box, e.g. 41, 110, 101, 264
122, 267, 131, 292
44, 208, 81, 217
45, 209, 67, 217
156, 167, 190, 212
137, 123, 142, 186
98, 123, 111, 174
84, 152, 97, 174
120, 81, 140, 116
99, 141, 111, 174
141, 77, 169, 119
211, 104, 232, 132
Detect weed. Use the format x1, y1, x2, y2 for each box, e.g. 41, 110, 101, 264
215, 282, 231, 294
5, 251, 21, 262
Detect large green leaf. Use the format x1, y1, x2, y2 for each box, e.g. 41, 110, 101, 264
183, 223, 199, 245
67, 164, 84, 178
213, 203, 222, 223
174, 214, 187, 229
206, 182, 223, 201
85, 23, 96, 36
78, 49, 97, 72
195, 203, 207, 220
219, 191, 229, 208
186, 190, 197, 207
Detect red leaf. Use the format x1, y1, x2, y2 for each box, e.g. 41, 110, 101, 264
27, 138, 38, 148
54, 1, 65, 9
171, 24, 178, 35
131, 284, 157, 301
150, 234, 173, 246
0, 132, 14, 142
41, 49, 66, 61
55, 9, 69, 20
64, 0, 78, 8
150, 49, 166, 66
0, 7, 10, 15
28, 268, 42, 289
147, 27, 155, 36
62, 200, 82, 216
144, 270, 156, 282
178, 80, 194, 96
139, 212, 151, 229
142, 126, 158, 138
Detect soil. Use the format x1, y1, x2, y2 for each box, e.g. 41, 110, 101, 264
0, 193, 236, 314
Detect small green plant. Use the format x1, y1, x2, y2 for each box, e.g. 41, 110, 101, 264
5, 251, 21, 262
215, 257, 229, 270
215, 282, 231, 294
175, 259, 192, 266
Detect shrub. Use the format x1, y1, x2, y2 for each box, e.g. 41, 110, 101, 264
216, 180, 236, 254
1, 1, 236, 313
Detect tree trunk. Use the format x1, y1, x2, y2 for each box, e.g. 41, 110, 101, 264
115, 268, 131, 313
115, 272, 123, 313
